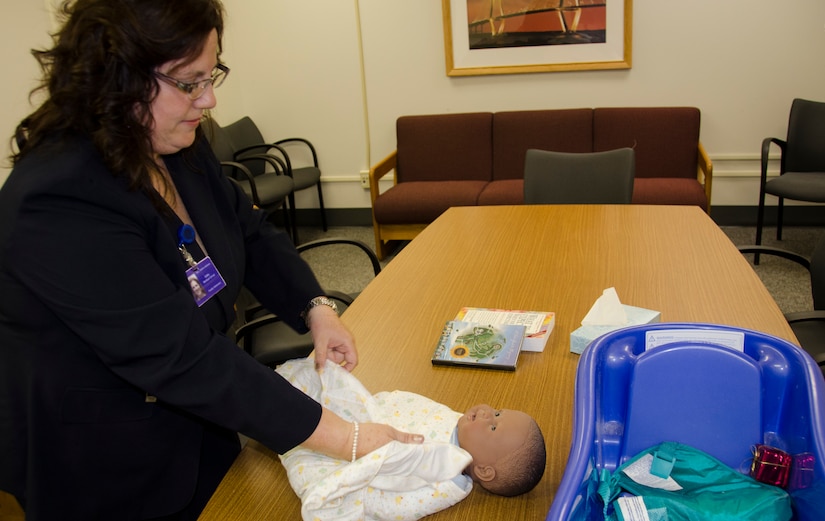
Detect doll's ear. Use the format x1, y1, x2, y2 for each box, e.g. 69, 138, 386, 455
472, 464, 497, 483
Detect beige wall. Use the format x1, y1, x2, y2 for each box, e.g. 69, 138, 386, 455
4, 1, 825, 209
0, 1, 53, 182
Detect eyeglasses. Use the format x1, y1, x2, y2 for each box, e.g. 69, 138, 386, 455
154, 63, 230, 100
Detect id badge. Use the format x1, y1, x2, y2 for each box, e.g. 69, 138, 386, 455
186, 256, 226, 307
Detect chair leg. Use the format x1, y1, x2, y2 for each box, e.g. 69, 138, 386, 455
316, 182, 327, 232
373, 223, 387, 262
280, 201, 294, 244
755, 190, 767, 265
776, 197, 784, 241
288, 192, 299, 244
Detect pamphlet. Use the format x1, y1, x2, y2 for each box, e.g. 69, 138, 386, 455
431, 320, 525, 371
455, 307, 555, 352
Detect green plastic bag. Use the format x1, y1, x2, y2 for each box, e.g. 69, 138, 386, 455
597, 442, 792, 521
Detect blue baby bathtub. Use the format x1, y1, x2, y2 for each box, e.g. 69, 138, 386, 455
548, 323, 825, 521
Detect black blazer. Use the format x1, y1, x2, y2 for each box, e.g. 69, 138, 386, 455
0, 133, 324, 519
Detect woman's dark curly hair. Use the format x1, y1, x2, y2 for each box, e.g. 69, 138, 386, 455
12, 0, 225, 210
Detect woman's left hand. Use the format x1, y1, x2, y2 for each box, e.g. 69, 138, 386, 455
307, 304, 357, 371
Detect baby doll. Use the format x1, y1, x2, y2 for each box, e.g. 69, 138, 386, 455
275, 359, 546, 521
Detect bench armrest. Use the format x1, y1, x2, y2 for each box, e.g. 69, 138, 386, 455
697, 141, 713, 211
369, 150, 397, 206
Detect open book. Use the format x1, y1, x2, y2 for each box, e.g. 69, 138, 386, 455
454, 307, 555, 352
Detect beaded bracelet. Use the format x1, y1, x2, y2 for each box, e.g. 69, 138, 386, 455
351, 421, 360, 462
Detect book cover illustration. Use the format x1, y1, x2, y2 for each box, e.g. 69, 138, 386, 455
432, 320, 525, 371
455, 307, 555, 352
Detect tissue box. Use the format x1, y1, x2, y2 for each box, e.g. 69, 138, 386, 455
570, 305, 661, 354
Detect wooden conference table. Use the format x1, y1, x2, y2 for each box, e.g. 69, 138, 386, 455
199, 205, 797, 520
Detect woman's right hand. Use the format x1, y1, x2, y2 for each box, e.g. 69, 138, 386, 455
352, 422, 425, 460
301, 408, 424, 461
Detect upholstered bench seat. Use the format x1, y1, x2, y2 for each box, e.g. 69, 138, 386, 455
477, 179, 524, 206
372, 180, 489, 224
632, 178, 710, 208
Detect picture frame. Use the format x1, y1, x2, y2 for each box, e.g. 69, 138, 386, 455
442, 0, 632, 76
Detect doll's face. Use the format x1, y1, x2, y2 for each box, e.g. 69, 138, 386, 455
456, 404, 533, 472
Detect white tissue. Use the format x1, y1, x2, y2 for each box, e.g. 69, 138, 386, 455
580, 287, 628, 326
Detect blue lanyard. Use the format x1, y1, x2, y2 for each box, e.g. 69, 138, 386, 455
177, 224, 197, 268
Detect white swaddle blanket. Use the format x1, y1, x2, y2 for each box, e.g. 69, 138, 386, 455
276, 359, 473, 521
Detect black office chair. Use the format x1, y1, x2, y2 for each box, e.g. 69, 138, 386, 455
523, 148, 635, 204
739, 236, 825, 378
204, 119, 295, 237
224, 116, 327, 243
235, 238, 381, 368
755, 98, 825, 263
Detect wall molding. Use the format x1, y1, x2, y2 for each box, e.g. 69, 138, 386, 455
709, 154, 777, 178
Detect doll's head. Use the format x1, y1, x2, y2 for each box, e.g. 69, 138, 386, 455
456, 404, 546, 496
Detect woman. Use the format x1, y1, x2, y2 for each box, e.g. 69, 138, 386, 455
0, 1, 420, 519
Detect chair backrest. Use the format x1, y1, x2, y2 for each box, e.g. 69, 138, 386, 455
224, 116, 269, 176
235, 238, 382, 368
785, 98, 825, 173
523, 148, 635, 204
296, 238, 382, 296
203, 118, 241, 178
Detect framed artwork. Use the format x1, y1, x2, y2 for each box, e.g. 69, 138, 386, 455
442, 0, 632, 76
